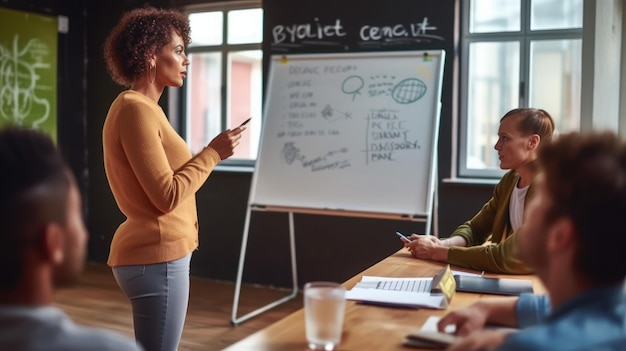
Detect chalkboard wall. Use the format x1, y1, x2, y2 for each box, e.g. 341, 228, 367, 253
263, 0, 454, 53
263, 0, 456, 183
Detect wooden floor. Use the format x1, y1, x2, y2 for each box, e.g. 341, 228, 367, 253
52, 262, 303, 351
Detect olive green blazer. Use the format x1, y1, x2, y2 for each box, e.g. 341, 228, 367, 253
447, 170, 534, 274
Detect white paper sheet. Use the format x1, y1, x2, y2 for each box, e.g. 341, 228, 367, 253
346, 276, 448, 309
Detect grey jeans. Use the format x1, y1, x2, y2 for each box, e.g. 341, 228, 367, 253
112, 253, 191, 351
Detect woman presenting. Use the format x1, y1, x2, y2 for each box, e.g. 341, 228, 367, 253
403, 108, 555, 274
102, 7, 244, 351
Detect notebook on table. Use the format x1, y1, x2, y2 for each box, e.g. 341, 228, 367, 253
403, 315, 519, 349
403, 330, 458, 349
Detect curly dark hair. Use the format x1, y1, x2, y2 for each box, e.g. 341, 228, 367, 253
103, 7, 191, 86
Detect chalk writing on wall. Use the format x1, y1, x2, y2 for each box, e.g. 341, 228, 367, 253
0, 7, 57, 140
271, 17, 444, 49
0, 35, 52, 127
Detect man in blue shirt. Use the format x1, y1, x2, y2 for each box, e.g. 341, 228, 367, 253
437, 131, 626, 351
0, 127, 142, 351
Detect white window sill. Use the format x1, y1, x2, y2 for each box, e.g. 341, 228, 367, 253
442, 177, 499, 185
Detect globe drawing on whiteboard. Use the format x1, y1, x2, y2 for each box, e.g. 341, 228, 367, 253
391, 78, 427, 104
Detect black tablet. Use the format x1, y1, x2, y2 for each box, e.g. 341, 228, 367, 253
454, 275, 533, 296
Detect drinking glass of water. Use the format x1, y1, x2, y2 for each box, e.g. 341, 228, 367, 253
304, 281, 346, 350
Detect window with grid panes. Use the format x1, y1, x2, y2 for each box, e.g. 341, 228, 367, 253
182, 1, 263, 163
459, 0, 582, 178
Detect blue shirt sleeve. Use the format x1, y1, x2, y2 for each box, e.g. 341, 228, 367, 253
516, 293, 551, 328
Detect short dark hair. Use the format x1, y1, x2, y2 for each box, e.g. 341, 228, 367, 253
501, 108, 555, 145
539, 131, 626, 284
0, 127, 70, 289
103, 6, 191, 85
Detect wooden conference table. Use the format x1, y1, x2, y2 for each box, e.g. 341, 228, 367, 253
224, 248, 545, 351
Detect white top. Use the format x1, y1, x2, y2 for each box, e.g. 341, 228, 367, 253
0, 306, 142, 351
509, 182, 530, 232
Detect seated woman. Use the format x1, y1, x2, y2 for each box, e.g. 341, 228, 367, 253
403, 108, 555, 274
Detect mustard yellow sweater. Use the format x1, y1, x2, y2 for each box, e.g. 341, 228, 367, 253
103, 90, 220, 266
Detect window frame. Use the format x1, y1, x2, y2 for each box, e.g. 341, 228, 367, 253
176, 0, 263, 168
458, 0, 582, 179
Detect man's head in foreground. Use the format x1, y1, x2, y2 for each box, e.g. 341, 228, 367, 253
0, 127, 87, 304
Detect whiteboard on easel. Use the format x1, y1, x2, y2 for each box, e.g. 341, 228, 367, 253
249, 50, 445, 217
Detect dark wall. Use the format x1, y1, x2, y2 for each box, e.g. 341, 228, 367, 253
2, 0, 496, 289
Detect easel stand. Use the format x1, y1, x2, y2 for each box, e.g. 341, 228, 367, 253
230, 207, 298, 326
230, 205, 435, 326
